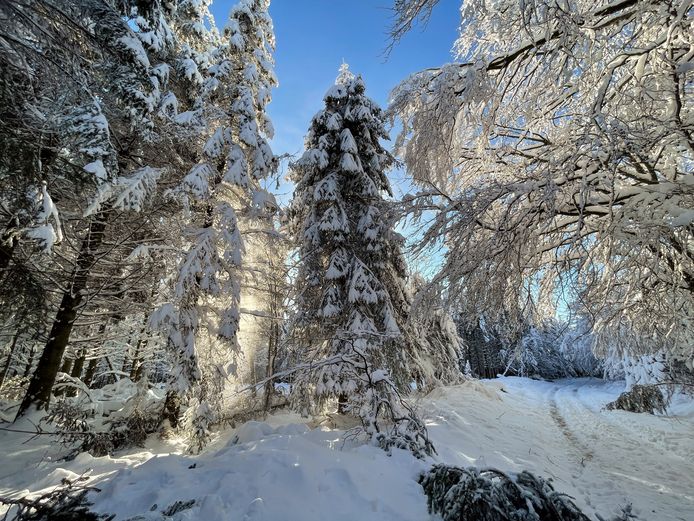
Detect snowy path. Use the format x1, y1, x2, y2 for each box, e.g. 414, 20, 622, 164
550, 380, 694, 520
1, 377, 692, 520
422, 378, 694, 521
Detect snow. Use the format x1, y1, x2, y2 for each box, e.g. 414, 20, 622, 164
348, 261, 379, 304
325, 248, 349, 279
85, 167, 162, 216
179, 58, 202, 84
324, 84, 347, 100
339, 152, 361, 173
25, 183, 63, 251
174, 110, 201, 125
25, 224, 59, 252
313, 173, 339, 202
2, 378, 693, 520
318, 204, 348, 232
424, 378, 694, 520
183, 163, 215, 199
224, 145, 248, 187
326, 112, 342, 131
339, 129, 358, 154
84, 160, 108, 182
118, 35, 151, 70
203, 127, 232, 159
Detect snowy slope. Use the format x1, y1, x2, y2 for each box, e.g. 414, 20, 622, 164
423, 378, 694, 521
1, 378, 692, 520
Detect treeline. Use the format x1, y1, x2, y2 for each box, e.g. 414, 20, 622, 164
0, 0, 282, 450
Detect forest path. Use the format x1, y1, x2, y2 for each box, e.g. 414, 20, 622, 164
549, 380, 694, 519
421, 377, 694, 521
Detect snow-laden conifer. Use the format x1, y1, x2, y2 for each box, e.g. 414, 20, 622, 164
157, 0, 277, 451
288, 64, 432, 457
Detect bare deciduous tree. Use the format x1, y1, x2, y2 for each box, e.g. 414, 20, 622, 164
389, 0, 694, 366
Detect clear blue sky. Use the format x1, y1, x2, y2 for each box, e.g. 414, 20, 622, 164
211, 0, 461, 194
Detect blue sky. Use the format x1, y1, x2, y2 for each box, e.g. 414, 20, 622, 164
211, 0, 461, 199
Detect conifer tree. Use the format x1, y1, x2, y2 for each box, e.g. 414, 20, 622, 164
154, 0, 278, 450
288, 65, 432, 457
7, 0, 183, 416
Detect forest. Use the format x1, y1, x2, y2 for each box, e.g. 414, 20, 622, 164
0, 0, 692, 520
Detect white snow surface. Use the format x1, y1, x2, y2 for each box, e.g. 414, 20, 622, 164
1, 377, 693, 520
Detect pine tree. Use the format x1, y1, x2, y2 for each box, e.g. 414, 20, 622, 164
288, 64, 432, 457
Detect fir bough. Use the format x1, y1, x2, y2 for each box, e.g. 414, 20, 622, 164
419, 464, 593, 521
606, 385, 668, 415
0, 477, 113, 521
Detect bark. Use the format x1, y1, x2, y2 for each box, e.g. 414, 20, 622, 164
263, 321, 277, 413
83, 322, 107, 388
65, 348, 86, 397
59, 357, 73, 374
162, 389, 181, 428
126, 313, 149, 379
83, 357, 99, 388
16, 212, 108, 418
337, 393, 349, 414
70, 349, 86, 380
53, 357, 73, 397
22, 345, 35, 378
0, 331, 20, 389
263, 272, 282, 413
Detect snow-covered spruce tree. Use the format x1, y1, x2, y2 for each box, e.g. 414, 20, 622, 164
5, 0, 235, 422
154, 0, 278, 451
288, 65, 433, 457
7, 0, 188, 417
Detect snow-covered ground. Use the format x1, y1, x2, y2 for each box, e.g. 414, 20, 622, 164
1, 377, 692, 520
424, 378, 694, 520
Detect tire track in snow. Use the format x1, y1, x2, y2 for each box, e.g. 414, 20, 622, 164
550, 380, 694, 521
549, 388, 594, 468
549, 383, 641, 518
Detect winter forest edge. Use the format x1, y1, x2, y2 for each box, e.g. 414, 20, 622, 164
0, 0, 693, 520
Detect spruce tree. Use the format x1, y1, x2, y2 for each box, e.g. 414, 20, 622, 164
154, 0, 278, 451
9, 0, 183, 417
289, 64, 432, 457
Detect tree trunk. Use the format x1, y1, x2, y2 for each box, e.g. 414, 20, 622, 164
53, 356, 73, 397
70, 349, 86, 380
59, 357, 73, 374
337, 393, 349, 414
162, 389, 181, 428
83, 322, 107, 388
131, 328, 149, 382
129, 340, 141, 380
16, 213, 108, 418
263, 322, 277, 413
23, 345, 35, 378
263, 267, 283, 414
0, 331, 20, 389
65, 348, 87, 397
83, 357, 99, 388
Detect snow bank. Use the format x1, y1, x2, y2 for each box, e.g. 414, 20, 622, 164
91, 418, 429, 521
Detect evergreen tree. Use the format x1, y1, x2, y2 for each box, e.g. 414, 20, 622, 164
154, 0, 278, 451
288, 64, 432, 457
6, 0, 183, 417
